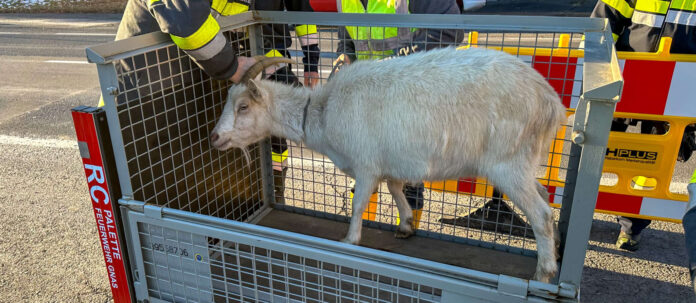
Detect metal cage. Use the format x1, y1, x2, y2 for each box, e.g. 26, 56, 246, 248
86, 11, 622, 302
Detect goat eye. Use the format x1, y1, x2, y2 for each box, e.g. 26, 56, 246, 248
238, 104, 248, 113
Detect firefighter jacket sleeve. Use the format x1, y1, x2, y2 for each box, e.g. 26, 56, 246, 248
255, 0, 320, 73
148, 0, 239, 80
590, 0, 635, 42
399, 0, 465, 55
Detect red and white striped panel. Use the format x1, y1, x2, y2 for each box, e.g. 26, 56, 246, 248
594, 59, 695, 221
595, 192, 689, 221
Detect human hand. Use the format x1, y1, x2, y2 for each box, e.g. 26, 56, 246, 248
304, 71, 319, 88
229, 56, 258, 83
330, 54, 351, 78
333, 53, 351, 67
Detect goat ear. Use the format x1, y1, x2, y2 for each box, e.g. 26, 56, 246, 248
246, 79, 264, 101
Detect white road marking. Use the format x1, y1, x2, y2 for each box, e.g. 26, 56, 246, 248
44, 60, 89, 64
0, 31, 114, 36
0, 135, 77, 149
54, 32, 115, 36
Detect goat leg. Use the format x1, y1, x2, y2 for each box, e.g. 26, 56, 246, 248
341, 176, 379, 245
387, 179, 415, 239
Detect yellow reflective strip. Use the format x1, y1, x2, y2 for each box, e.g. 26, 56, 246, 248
691, 168, 696, 183
211, 0, 226, 13
295, 25, 317, 37
612, 33, 619, 41
97, 95, 104, 107
671, 0, 696, 11
170, 14, 219, 50
221, 2, 249, 16
635, 0, 670, 14
271, 150, 289, 163
601, 0, 635, 18
265, 49, 283, 58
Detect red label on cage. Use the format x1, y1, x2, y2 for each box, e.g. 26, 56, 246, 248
72, 110, 133, 303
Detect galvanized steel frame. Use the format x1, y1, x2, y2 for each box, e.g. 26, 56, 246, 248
122, 201, 568, 302
88, 11, 622, 302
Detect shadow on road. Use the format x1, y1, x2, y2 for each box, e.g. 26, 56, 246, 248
586, 218, 688, 268
582, 267, 694, 303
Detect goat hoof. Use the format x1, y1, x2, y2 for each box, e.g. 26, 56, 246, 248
532, 262, 557, 283
532, 271, 553, 284
395, 222, 414, 239
340, 237, 359, 245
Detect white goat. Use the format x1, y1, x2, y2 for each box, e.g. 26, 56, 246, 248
211, 47, 566, 282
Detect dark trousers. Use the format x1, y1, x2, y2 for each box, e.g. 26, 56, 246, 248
404, 183, 424, 210
618, 216, 652, 236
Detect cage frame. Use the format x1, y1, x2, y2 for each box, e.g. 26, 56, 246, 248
85, 11, 622, 302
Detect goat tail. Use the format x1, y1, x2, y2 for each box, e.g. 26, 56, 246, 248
532, 83, 568, 161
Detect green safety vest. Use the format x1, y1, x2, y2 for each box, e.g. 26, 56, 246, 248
338, 0, 412, 60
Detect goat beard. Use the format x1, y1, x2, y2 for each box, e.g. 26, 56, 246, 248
239, 145, 252, 168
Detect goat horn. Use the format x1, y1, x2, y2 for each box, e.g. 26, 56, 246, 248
240, 57, 294, 84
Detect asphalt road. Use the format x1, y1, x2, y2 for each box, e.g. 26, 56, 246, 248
0, 12, 694, 303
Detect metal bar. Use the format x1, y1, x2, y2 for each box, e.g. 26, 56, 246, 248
97, 63, 134, 198
557, 99, 615, 290
556, 26, 621, 288
582, 26, 623, 102
86, 12, 256, 64
157, 203, 502, 287
557, 142, 582, 259
123, 207, 150, 300
87, 33, 170, 64
249, 22, 278, 209
85, 11, 608, 65
253, 11, 606, 33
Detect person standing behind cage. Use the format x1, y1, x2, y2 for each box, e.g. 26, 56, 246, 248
110, 0, 320, 86
332, 0, 464, 229
591, 0, 696, 251
103, 0, 322, 206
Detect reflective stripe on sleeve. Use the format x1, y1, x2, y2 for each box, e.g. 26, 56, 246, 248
601, 0, 635, 18
184, 31, 226, 61
631, 10, 666, 27
666, 9, 696, 25
635, 0, 670, 14
170, 14, 220, 50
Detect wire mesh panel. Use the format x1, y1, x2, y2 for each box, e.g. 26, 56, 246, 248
138, 221, 214, 302
134, 217, 443, 303
112, 31, 266, 221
